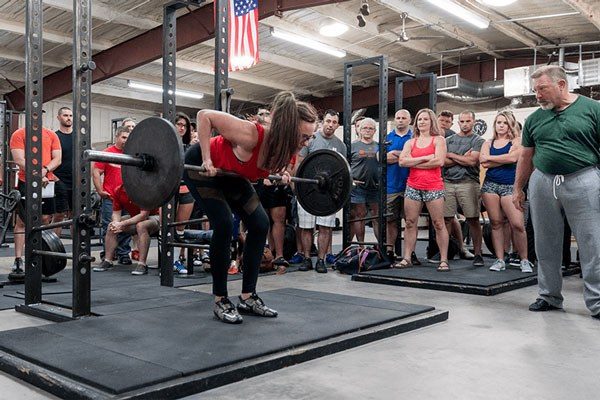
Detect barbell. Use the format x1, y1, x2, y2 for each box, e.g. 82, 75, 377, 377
84, 117, 354, 217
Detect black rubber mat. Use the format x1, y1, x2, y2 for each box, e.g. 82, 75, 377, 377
0, 288, 446, 398
353, 258, 581, 296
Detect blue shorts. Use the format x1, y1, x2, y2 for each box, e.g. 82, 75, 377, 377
351, 186, 379, 204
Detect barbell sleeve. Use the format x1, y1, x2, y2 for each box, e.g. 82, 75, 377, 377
84, 150, 148, 169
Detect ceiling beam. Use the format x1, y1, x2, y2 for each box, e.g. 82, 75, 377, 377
378, 0, 503, 58
562, 0, 600, 31
6, 0, 350, 110
0, 17, 112, 51
0, 49, 65, 68
92, 84, 207, 110
43, 0, 159, 30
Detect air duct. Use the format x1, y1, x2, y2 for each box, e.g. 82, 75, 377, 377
436, 74, 504, 103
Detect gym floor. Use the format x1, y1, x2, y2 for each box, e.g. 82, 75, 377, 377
0, 231, 598, 400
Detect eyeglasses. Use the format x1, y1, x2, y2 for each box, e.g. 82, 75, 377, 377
361, 127, 375, 131
175, 122, 186, 127
258, 111, 270, 116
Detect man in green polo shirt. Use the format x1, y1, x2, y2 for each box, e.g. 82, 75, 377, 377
514, 65, 600, 320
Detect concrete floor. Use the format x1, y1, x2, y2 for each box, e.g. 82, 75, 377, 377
0, 235, 598, 400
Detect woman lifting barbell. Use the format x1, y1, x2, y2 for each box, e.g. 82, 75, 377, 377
183, 91, 318, 324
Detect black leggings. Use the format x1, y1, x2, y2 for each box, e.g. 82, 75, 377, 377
183, 171, 269, 297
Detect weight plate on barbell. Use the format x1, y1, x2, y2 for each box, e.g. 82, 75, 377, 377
122, 117, 185, 210
41, 230, 67, 277
295, 149, 352, 217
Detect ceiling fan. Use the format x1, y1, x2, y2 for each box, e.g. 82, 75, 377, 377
396, 12, 444, 42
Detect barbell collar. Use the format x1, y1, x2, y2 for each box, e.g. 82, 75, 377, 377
84, 150, 148, 169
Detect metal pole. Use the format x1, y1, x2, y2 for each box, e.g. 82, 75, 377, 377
0, 101, 6, 233
83, 150, 146, 168
161, 2, 178, 287
214, 0, 229, 111
342, 63, 353, 251
378, 56, 388, 253
72, 0, 93, 317
24, 0, 44, 305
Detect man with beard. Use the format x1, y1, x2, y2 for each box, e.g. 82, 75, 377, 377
297, 109, 346, 273
514, 65, 600, 320
52, 107, 74, 236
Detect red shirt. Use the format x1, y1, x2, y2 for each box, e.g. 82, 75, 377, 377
9, 127, 61, 182
111, 186, 159, 217
406, 137, 444, 191
93, 145, 124, 197
210, 123, 270, 181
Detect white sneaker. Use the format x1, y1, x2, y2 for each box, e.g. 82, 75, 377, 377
489, 258, 506, 271
460, 249, 475, 260
520, 259, 534, 273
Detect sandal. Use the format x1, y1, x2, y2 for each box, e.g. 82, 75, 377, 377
393, 258, 412, 269
437, 260, 450, 272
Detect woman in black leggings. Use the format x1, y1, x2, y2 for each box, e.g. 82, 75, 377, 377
184, 92, 318, 324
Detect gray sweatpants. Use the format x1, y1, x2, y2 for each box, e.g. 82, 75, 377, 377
529, 167, 600, 315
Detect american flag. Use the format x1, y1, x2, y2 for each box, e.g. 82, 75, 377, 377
229, 0, 259, 71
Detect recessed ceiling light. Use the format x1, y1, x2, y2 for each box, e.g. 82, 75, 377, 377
478, 0, 517, 6
319, 21, 349, 37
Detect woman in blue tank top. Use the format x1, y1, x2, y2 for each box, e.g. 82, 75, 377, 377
480, 111, 534, 273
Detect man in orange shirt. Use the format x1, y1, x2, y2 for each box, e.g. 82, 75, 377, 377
9, 126, 62, 273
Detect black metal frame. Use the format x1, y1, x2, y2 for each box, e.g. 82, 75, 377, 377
342, 56, 388, 252
159, 0, 208, 282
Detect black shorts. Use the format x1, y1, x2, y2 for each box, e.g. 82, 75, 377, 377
17, 180, 56, 219
256, 183, 291, 209
54, 180, 73, 213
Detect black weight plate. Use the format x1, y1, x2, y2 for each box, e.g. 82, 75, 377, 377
295, 149, 351, 217
122, 117, 184, 210
41, 230, 67, 277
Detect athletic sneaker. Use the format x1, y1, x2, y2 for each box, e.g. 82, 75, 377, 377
288, 252, 305, 264
325, 253, 336, 266
131, 264, 148, 275
473, 254, 485, 267
214, 297, 243, 324
520, 259, 534, 273
237, 293, 278, 317
119, 255, 132, 265
192, 254, 203, 267
131, 250, 140, 261
299, 258, 313, 271
93, 260, 113, 272
459, 249, 475, 260
228, 260, 239, 275
11, 258, 24, 274
411, 251, 422, 266
489, 258, 506, 272
273, 257, 289, 268
173, 258, 188, 275
509, 253, 521, 267
315, 258, 328, 273
427, 252, 440, 263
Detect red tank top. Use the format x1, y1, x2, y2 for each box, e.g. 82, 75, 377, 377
210, 123, 270, 181
406, 137, 444, 191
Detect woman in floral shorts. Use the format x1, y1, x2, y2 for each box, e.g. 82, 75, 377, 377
398, 108, 449, 271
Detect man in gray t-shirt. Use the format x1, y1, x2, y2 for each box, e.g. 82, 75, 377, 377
297, 110, 347, 274
443, 110, 485, 266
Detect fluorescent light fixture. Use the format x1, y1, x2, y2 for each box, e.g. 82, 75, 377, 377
127, 80, 204, 100
319, 21, 349, 37
478, 0, 517, 6
499, 11, 579, 23
427, 0, 490, 29
270, 28, 347, 58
